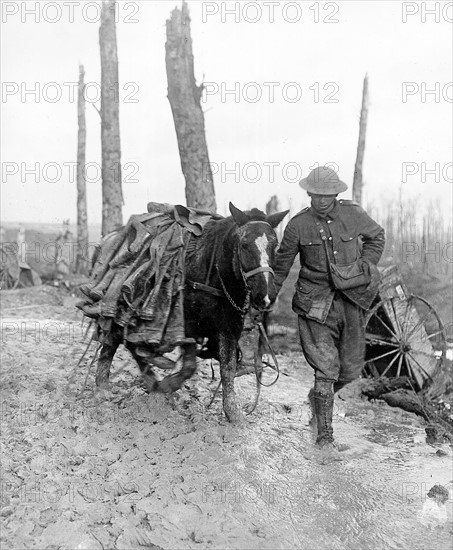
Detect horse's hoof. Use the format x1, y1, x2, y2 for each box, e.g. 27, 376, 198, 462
157, 375, 181, 394
95, 377, 110, 389
142, 375, 159, 393
224, 402, 245, 424
228, 412, 245, 425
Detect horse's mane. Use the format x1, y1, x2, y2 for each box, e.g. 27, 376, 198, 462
186, 208, 268, 262
202, 208, 267, 250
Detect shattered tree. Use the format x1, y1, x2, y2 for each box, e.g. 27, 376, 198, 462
165, 1, 217, 212
100, 0, 123, 236
352, 74, 369, 206
76, 64, 89, 275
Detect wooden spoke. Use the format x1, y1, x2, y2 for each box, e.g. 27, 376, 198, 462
379, 351, 402, 378
373, 313, 400, 340
364, 294, 445, 386
408, 348, 438, 361
390, 298, 403, 337
366, 335, 399, 347
395, 354, 404, 378
407, 352, 434, 381
367, 348, 400, 364
422, 329, 445, 341
405, 309, 432, 341
368, 362, 381, 377
401, 298, 412, 338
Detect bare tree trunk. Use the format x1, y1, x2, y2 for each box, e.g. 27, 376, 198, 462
266, 195, 283, 240
353, 74, 369, 205
76, 64, 89, 275
165, 1, 217, 213
265, 195, 280, 215
100, 0, 123, 236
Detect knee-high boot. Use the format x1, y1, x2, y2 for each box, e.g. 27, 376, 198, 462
314, 380, 335, 447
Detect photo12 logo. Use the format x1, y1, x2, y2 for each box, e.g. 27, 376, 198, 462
401, 482, 453, 504
402, 2, 453, 23
1, 320, 79, 345
201, 2, 340, 24
1, 1, 140, 24
202, 81, 340, 104
1, 399, 123, 426
202, 161, 340, 184
401, 162, 452, 183
2, 161, 139, 185
402, 82, 453, 103
201, 480, 342, 506
1, 480, 139, 504
2, 82, 139, 104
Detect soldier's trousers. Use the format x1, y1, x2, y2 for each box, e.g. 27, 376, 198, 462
298, 293, 365, 384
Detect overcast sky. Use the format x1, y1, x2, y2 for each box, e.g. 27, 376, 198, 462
1, 0, 452, 225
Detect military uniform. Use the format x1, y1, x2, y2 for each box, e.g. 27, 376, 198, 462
275, 198, 385, 383
273, 166, 385, 449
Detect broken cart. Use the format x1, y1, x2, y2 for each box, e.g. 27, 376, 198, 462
363, 265, 447, 391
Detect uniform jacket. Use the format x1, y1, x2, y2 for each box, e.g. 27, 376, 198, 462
274, 199, 385, 321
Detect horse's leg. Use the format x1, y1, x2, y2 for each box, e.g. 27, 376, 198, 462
243, 335, 263, 415
127, 345, 159, 392
95, 341, 119, 388
219, 333, 244, 424
158, 343, 197, 393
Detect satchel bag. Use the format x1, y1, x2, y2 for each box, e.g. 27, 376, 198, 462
329, 261, 369, 290
320, 232, 369, 290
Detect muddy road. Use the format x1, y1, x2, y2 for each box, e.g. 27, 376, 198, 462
1, 286, 452, 550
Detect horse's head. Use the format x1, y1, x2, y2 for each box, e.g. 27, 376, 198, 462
229, 202, 288, 311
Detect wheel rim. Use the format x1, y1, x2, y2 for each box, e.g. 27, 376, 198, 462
364, 294, 446, 391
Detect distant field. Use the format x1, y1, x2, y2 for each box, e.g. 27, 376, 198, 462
1, 222, 102, 243
1, 222, 102, 279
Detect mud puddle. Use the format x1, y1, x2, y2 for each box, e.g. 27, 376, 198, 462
1, 287, 452, 549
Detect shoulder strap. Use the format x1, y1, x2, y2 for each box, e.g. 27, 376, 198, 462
315, 220, 336, 266
338, 199, 360, 207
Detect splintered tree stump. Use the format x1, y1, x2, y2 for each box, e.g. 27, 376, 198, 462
165, 1, 217, 212
76, 64, 89, 275
100, 0, 123, 235
352, 73, 368, 205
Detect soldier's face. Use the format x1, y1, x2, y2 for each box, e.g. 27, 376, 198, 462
308, 193, 337, 214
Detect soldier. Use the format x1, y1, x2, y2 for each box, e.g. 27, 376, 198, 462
274, 166, 385, 451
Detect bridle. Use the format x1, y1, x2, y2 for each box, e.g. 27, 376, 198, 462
187, 219, 276, 315
217, 220, 276, 315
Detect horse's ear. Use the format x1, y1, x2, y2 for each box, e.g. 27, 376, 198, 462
267, 210, 289, 228
229, 202, 249, 226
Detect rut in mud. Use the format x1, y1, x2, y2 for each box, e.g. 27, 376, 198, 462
1, 286, 452, 550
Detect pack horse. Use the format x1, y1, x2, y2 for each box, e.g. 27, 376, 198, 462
78, 203, 288, 423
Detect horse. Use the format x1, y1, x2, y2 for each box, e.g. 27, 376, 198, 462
93, 203, 288, 423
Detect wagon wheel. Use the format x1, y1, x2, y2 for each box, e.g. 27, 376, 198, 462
363, 294, 446, 391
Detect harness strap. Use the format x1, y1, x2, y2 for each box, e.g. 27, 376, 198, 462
205, 235, 217, 285
243, 266, 274, 279
186, 280, 224, 297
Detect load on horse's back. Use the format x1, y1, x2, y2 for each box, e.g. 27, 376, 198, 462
77, 202, 288, 423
